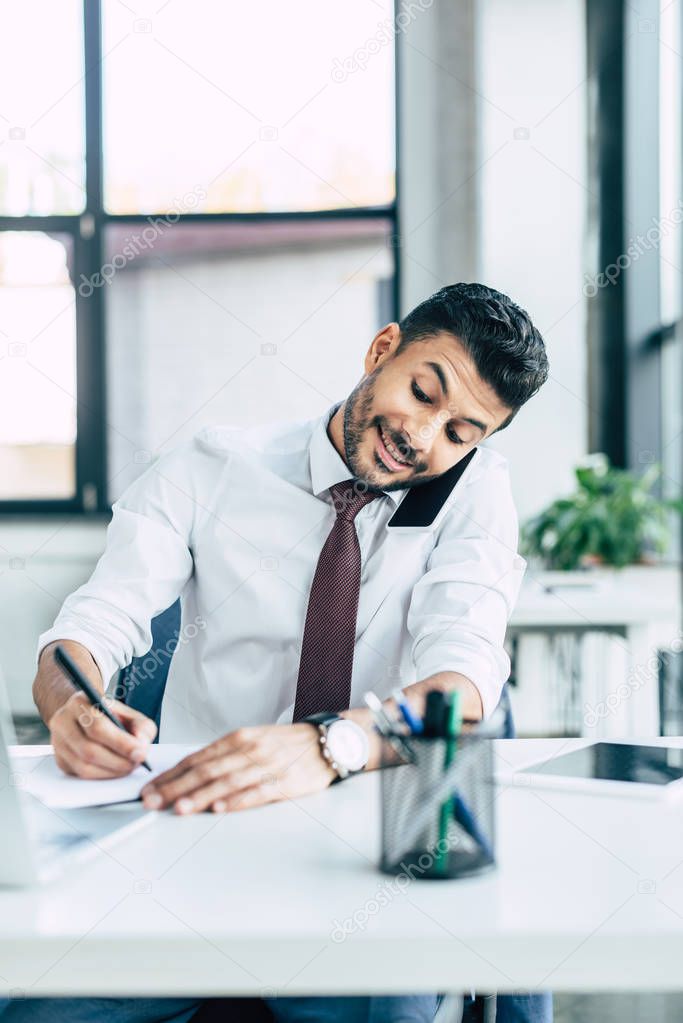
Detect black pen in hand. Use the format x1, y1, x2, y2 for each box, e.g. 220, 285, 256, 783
53, 645, 152, 772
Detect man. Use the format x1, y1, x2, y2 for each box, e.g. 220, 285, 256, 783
15, 283, 550, 1022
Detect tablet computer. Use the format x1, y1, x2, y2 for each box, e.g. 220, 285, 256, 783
513, 741, 683, 800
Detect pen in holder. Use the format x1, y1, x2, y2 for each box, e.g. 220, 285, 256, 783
378, 707, 504, 880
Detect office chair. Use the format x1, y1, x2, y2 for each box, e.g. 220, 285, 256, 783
117, 604, 513, 1023
115, 599, 182, 738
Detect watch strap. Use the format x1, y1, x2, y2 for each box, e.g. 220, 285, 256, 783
301, 712, 343, 728
300, 711, 346, 783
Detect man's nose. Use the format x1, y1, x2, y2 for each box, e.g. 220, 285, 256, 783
408, 412, 440, 459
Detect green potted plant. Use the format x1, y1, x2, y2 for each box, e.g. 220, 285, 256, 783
522, 454, 683, 570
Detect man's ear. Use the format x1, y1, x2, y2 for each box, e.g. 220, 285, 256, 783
364, 322, 400, 374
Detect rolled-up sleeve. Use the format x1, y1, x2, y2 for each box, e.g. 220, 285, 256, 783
406, 451, 526, 718
36, 436, 209, 686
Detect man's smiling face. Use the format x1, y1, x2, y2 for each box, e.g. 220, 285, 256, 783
328, 322, 514, 492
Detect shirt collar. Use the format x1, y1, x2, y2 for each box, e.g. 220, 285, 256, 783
309, 401, 408, 508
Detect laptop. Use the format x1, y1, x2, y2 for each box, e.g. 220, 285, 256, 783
0, 665, 152, 886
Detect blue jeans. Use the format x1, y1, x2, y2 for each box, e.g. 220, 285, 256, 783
496, 994, 553, 1022
0, 995, 438, 1022
460, 992, 552, 1021
0, 991, 552, 1021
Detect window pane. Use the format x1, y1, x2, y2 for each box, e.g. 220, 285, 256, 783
0, 2, 85, 215
0, 232, 77, 499
102, 0, 395, 214
104, 219, 393, 500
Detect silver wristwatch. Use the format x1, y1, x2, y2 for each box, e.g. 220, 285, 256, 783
303, 712, 370, 781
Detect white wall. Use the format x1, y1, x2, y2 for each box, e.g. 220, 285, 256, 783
397, 0, 588, 522
0, 520, 109, 712
397, 0, 479, 307
476, 0, 588, 522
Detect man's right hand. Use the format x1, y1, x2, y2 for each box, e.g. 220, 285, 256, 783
48, 692, 157, 779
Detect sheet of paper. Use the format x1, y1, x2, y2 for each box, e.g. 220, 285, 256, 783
10, 744, 202, 809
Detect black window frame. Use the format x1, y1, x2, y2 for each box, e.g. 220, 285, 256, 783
0, 0, 401, 515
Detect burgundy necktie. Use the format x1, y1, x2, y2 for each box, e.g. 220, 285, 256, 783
293, 479, 381, 721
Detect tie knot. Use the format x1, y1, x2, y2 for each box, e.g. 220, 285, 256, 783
329, 479, 380, 522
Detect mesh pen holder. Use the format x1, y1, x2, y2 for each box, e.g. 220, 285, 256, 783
379, 709, 505, 880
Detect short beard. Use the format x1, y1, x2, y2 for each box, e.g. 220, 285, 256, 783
340, 369, 444, 493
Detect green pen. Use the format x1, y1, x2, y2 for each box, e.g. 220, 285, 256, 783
435, 690, 462, 875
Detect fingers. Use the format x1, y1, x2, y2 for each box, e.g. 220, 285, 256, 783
143, 727, 261, 792
78, 697, 153, 761
50, 693, 154, 779
211, 784, 274, 814
54, 741, 138, 779
140, 724, 328, 814
173, 767, 272, 814
141, 750, 255, 809
119, 704, 158, 744
53, 714, 143, 779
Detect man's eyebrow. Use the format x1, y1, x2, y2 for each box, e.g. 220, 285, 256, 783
424, 361, 489, 435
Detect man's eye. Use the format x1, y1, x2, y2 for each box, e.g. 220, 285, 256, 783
411, 381, 431, 404
412, 380, 464, 444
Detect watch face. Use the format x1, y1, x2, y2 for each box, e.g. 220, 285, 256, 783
326, 720, 369, 773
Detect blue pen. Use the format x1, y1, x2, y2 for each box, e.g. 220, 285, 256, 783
452, 794, 494, 862
391, 688, 424, 734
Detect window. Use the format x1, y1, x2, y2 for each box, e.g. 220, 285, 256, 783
0, 232, 77, 498
101, 2, 395, 214
0, 1, 85, 216
0, 0, 398, 512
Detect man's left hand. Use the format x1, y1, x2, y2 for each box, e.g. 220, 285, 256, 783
140, 723, 337, 814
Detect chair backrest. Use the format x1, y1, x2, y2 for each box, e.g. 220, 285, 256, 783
116, 599, 181, 741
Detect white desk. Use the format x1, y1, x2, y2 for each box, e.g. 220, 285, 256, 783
3, 738, 683, 997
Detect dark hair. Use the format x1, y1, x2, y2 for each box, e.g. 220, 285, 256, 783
396, 282, 548, 430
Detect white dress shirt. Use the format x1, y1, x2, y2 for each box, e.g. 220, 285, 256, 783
37, 401, 526, 744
